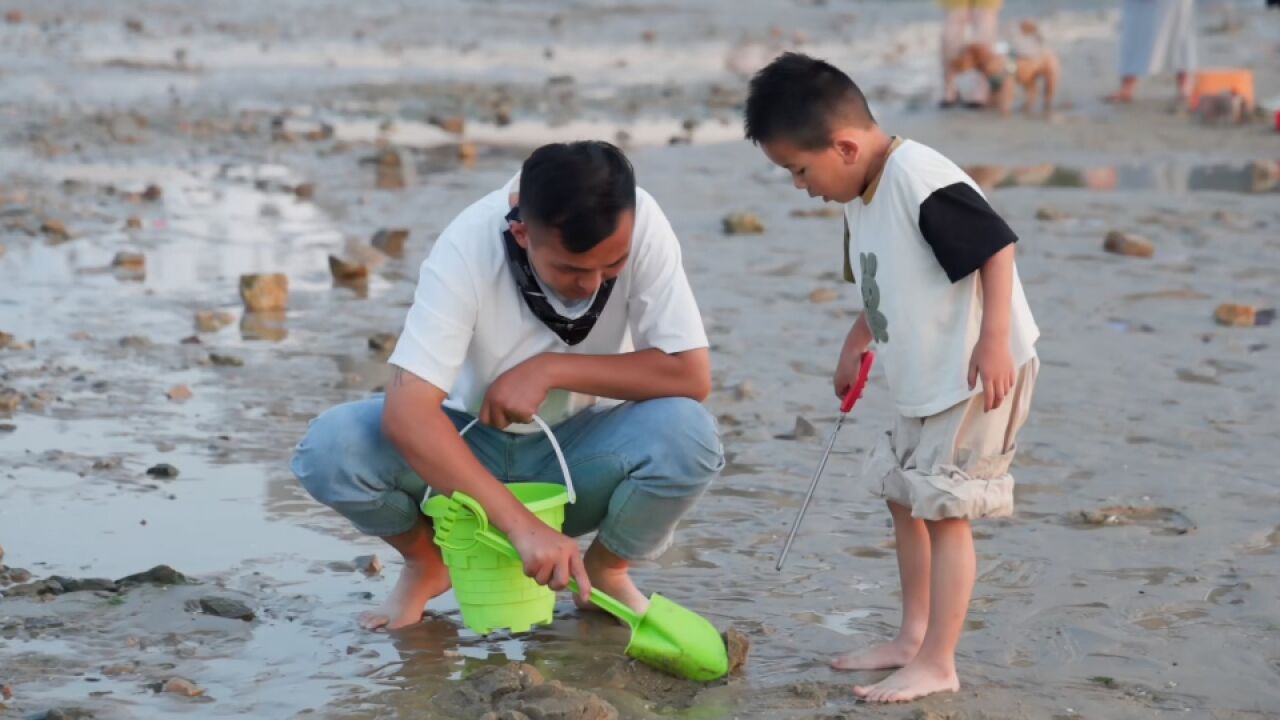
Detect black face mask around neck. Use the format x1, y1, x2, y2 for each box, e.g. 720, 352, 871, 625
502, 206, 616, 346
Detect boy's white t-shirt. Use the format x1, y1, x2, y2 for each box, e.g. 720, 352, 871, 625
389, 174, 708, 431
843, 139, 1039, 418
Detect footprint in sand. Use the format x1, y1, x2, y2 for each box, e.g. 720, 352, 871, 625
1237, 525, 1280, 555
1206, 582, 1250, 606
1064, 506, 1196, 536
978, 558, 1049, 590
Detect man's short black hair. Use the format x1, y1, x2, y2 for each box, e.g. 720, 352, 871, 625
744, 52, 876, 150
519, 141, 637, 254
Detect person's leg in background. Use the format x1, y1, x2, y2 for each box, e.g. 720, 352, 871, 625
1171, 0, 1198, 104
939, 0, 970, 106
513, 397, 724, 614
291, 397, 508, 630
966, 0, 1002, 104
1110, 0, 1155, 103
971, 0, 1001, 47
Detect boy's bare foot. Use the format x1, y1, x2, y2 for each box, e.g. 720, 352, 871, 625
572, 543, 649, 615
831, 637, 921, 671
358, 560, 452, 631
853, 658, 960, 703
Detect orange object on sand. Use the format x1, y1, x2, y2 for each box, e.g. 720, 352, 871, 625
1189, 69, 1255, 111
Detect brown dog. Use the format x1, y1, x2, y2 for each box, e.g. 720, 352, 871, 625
945, 22, 1059, 116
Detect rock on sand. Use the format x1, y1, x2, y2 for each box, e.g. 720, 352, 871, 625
722, 212, 764, 235
1103, 230, 1155, 258
239, 273, 288, 311
372, 228, 410, 258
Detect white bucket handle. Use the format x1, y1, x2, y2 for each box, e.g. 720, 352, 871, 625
457, 414, 577, 504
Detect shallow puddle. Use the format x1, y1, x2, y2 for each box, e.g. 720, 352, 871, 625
965, 159, 1280, 194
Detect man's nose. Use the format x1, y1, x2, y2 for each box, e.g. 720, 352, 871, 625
578, 272, 602, 293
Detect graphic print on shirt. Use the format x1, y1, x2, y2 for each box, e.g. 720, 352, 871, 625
859, 252, 889, 344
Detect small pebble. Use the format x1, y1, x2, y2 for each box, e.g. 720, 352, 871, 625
808, 288, 839, 304
354, 554, 383, 576
111, 252, 145, 270
722, 212, 764, 235
371, 228, 410, 258
1103, 230, 1154, 258
195, 310, 235, 333
162, 677, 202, 697
1214, 303, 1255, 328
328, 255, 368, 281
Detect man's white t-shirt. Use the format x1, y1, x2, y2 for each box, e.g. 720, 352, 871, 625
843, 139, 1039, 418
389, 174, 709, 431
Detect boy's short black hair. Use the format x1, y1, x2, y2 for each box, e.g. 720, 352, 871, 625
744, 52, 876, 150
519, 141, 637, 254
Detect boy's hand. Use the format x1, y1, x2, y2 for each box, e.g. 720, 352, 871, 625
481, 354, 553, 429
833, 314, 874, 399
508, 515, 592, 605
834, 348, 869, 400
968, 334, 1015, 412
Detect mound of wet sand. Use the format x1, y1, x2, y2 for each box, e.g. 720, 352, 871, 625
435, 663, 618, 720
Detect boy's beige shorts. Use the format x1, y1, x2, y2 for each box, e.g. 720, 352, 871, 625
863, 358, 1038, 521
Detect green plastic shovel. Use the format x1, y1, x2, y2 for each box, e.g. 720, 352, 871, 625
437, 490, 729, 682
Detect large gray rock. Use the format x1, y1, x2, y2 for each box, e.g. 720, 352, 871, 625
194, 596, 255, 621
116, 565, 191, 587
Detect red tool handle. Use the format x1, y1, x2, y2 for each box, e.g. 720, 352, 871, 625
840, 351, 876, 413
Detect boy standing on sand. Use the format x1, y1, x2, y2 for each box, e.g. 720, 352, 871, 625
743, 53, 1040, 703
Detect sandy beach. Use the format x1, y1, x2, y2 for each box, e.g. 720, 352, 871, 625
2, 1, 1279, 718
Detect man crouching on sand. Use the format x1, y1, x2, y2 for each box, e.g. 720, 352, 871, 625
292, 141, 724, 630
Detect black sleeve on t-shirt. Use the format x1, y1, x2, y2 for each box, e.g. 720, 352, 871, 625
917, 182, 1018, 283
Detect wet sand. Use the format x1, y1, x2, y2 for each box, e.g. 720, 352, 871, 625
2, 1, 1279, 718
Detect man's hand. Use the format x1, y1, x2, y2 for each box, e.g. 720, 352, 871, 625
481, 354, 554, 430
507, 516, 592, 604
833, 313, 873, 399
968, 332, 1015, 412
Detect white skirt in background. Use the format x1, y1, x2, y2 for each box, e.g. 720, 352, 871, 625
1119, 0, 1198, 77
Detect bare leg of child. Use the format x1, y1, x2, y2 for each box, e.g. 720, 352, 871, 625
832, 501, 929, 671
1041, 54, 1060, 115
967, 7, 1000, 104
854, 517, 973, 703
940, 10, 968, 105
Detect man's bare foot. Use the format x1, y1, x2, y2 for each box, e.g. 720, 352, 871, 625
853, 658, 960, 703
572, 545, 648, 616
1105, 91, 1134, 104
358, 560, 451, 631
831, 636, 922, 671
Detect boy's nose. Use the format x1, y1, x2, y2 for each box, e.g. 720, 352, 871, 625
792, 175, 806, 190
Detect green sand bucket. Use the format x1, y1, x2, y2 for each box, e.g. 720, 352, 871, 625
421, 416, 728, 682
421, 415, 577, 635
423, 482, 568, 634
430, 488, 730, 682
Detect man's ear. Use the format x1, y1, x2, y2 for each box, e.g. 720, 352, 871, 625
510, 221, 531, 249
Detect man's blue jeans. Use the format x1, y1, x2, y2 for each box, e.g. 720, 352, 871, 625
291, 397, 724, 561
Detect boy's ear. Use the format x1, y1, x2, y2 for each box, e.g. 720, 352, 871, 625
834, 137, 861, 166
